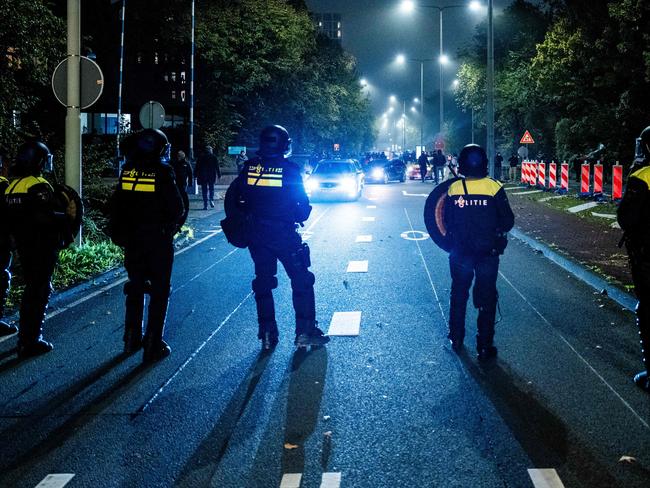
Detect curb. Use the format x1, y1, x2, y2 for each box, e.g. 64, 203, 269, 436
510, 227, 636, 311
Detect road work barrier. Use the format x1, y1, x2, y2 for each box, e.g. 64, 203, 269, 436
612, 163, 623, 202
537, 161, 546, 189
530, 161, 538, 187
580, 163, 591, 197
549, 161, 557, 190
521, 161, 527, 184
559, 162, 569, 194
593, 162, 604, 200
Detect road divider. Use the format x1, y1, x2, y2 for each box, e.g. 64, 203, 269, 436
355, 235, 373, 243
361, 216, 375, 222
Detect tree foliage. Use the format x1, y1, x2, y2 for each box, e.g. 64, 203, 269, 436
0, 0, 64, 155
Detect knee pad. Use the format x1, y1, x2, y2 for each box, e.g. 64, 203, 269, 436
292, 270, 315, 290
252, 276, 278, 294
124, 281, 145, 296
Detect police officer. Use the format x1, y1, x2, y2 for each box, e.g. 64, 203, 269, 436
224, 125, 329, 350
617, 126, 650, 392
444, 144, 514, 361
0, 157, 16, 337
4, 141, 65, 357
109, 129, 185, 362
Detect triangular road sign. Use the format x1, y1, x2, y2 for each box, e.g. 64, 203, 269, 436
520, 130, 535, 144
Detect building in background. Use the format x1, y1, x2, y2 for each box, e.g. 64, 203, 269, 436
311, 13, 342, 43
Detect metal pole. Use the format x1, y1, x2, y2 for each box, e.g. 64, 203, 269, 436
189, 0, 195, 161
439, 8, 443, 136
420, 61, 424, 147
66, 0, 82, 243
471, 107, 475, 144
402, 99, 406, 151
486, 0, 495, 177
116, 0, 126, 164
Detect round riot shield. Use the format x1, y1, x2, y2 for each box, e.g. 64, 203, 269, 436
423, 178, 459, 253
53, 183, 83, 246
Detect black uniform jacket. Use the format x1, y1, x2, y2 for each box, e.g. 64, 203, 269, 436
226, 156, 311, 225
195, 153, 221, 185
618, 165, 650, 252
170, 159, 193, 189
4, 175, 64, 248
109, 161, 184, 247
445, 177, 515, 256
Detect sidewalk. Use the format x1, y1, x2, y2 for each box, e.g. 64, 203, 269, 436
504, 182, 632, 291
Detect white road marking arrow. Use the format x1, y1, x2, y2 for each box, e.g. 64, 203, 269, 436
402, 190, 429, 197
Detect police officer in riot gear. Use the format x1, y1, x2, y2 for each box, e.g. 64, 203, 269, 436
617, 126, 650, 392
224, 125, 329, 351
109, 129, 185, 362
444, 144, 514, 361
0, 157, 17, 337
4, 141, 65, 357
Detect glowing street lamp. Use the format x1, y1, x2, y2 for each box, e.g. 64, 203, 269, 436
400, 0, 416, 13
395, 53, 406, 65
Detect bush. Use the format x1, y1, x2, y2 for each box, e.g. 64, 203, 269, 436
53, 240, 124, 290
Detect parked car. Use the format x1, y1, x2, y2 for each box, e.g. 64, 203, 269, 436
364, 158, 406, 183
305, 160, 364, 201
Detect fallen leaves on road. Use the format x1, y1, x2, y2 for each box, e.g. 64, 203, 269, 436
284, 443, 299, 450
618, 455, 637, 465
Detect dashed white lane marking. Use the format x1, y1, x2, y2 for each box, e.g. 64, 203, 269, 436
320, 472, 342, 488
367, 197, 378, 201
346, 260, 368, 273
355, 235, 373, 243
528, 469, 565, 488
567, 201, 599, 213
362, 216, 375, 222
402, 190, 428, 197
34, 474, 75, 488
366, 205, 377, 209
328, 311, 361, 336
280, 473, 302, 488
511, 189, 543, 195
499, 272, 649, 431
43, 230, 224, 321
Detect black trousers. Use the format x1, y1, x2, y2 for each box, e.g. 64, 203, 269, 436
419, 165, 427, 182
448, 252, 499, 349
0, 237, 11, 319
201, 182, 215, 207
629, 250, 650, 372
16, 244, 58, 345
124, 236, 174, 346
248, 225, 315, 338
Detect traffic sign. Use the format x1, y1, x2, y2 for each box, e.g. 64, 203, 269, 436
139, 101, 165, 130
520, 130, 535, 144
228, 146, 246, 155
52, 56, 104, 109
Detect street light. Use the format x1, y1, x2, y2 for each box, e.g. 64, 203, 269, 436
395, 54, 435, 147
399, 1, 471, 142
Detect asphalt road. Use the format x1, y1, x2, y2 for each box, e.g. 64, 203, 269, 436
0, 180, 648, 488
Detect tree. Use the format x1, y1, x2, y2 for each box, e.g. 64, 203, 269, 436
0, 0, 64, 155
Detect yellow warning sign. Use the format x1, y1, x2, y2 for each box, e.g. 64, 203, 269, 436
520, 130, 535, 144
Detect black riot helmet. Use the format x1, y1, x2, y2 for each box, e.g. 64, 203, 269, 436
133, 129, 169, 164
13, 141, 53, 176
258, 125, 292, 158
458, 144, 488, 178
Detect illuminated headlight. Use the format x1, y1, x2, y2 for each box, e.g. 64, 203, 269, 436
339, 177, 357, 191
371, 168, 384, 178
306, 178, 319, 192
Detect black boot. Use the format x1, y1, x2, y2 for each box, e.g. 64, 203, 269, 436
477, 345, 498, 362
295, 322, 330, 348
142, 288, 170, 363
143, 338, 171, 363
17, 338, 53, 358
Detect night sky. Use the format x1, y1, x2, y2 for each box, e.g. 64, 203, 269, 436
305, 1, 510, 115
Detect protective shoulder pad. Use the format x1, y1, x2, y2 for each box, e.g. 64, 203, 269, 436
631, 166, 650, 188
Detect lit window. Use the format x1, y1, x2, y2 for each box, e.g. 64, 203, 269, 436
180, 90, 186, 102
180, 71, 186, 83
337, 22, 341, 28
154, 52, 159, 64
318, 22, 322, 27
337, 30, 341, 38
164, 74, 169, 82
171, 72, 176, 82
136, 52, 142, 64
171, 90, 176, 100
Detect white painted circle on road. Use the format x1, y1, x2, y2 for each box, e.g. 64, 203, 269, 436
400, 230, 429, 241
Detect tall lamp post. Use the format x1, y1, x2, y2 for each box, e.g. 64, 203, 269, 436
400, 1, 467, 137
396, 54, 434, 147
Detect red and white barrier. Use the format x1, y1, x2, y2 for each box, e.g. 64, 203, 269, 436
520, 161, 526, 184
559, 162, 569, 193
549, 162, 557, 190
593, 162, 603, 195
613, 163, 623, 201
537, 161, 546, 188
580, 163, 591, 196
530, 161, 538, 187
